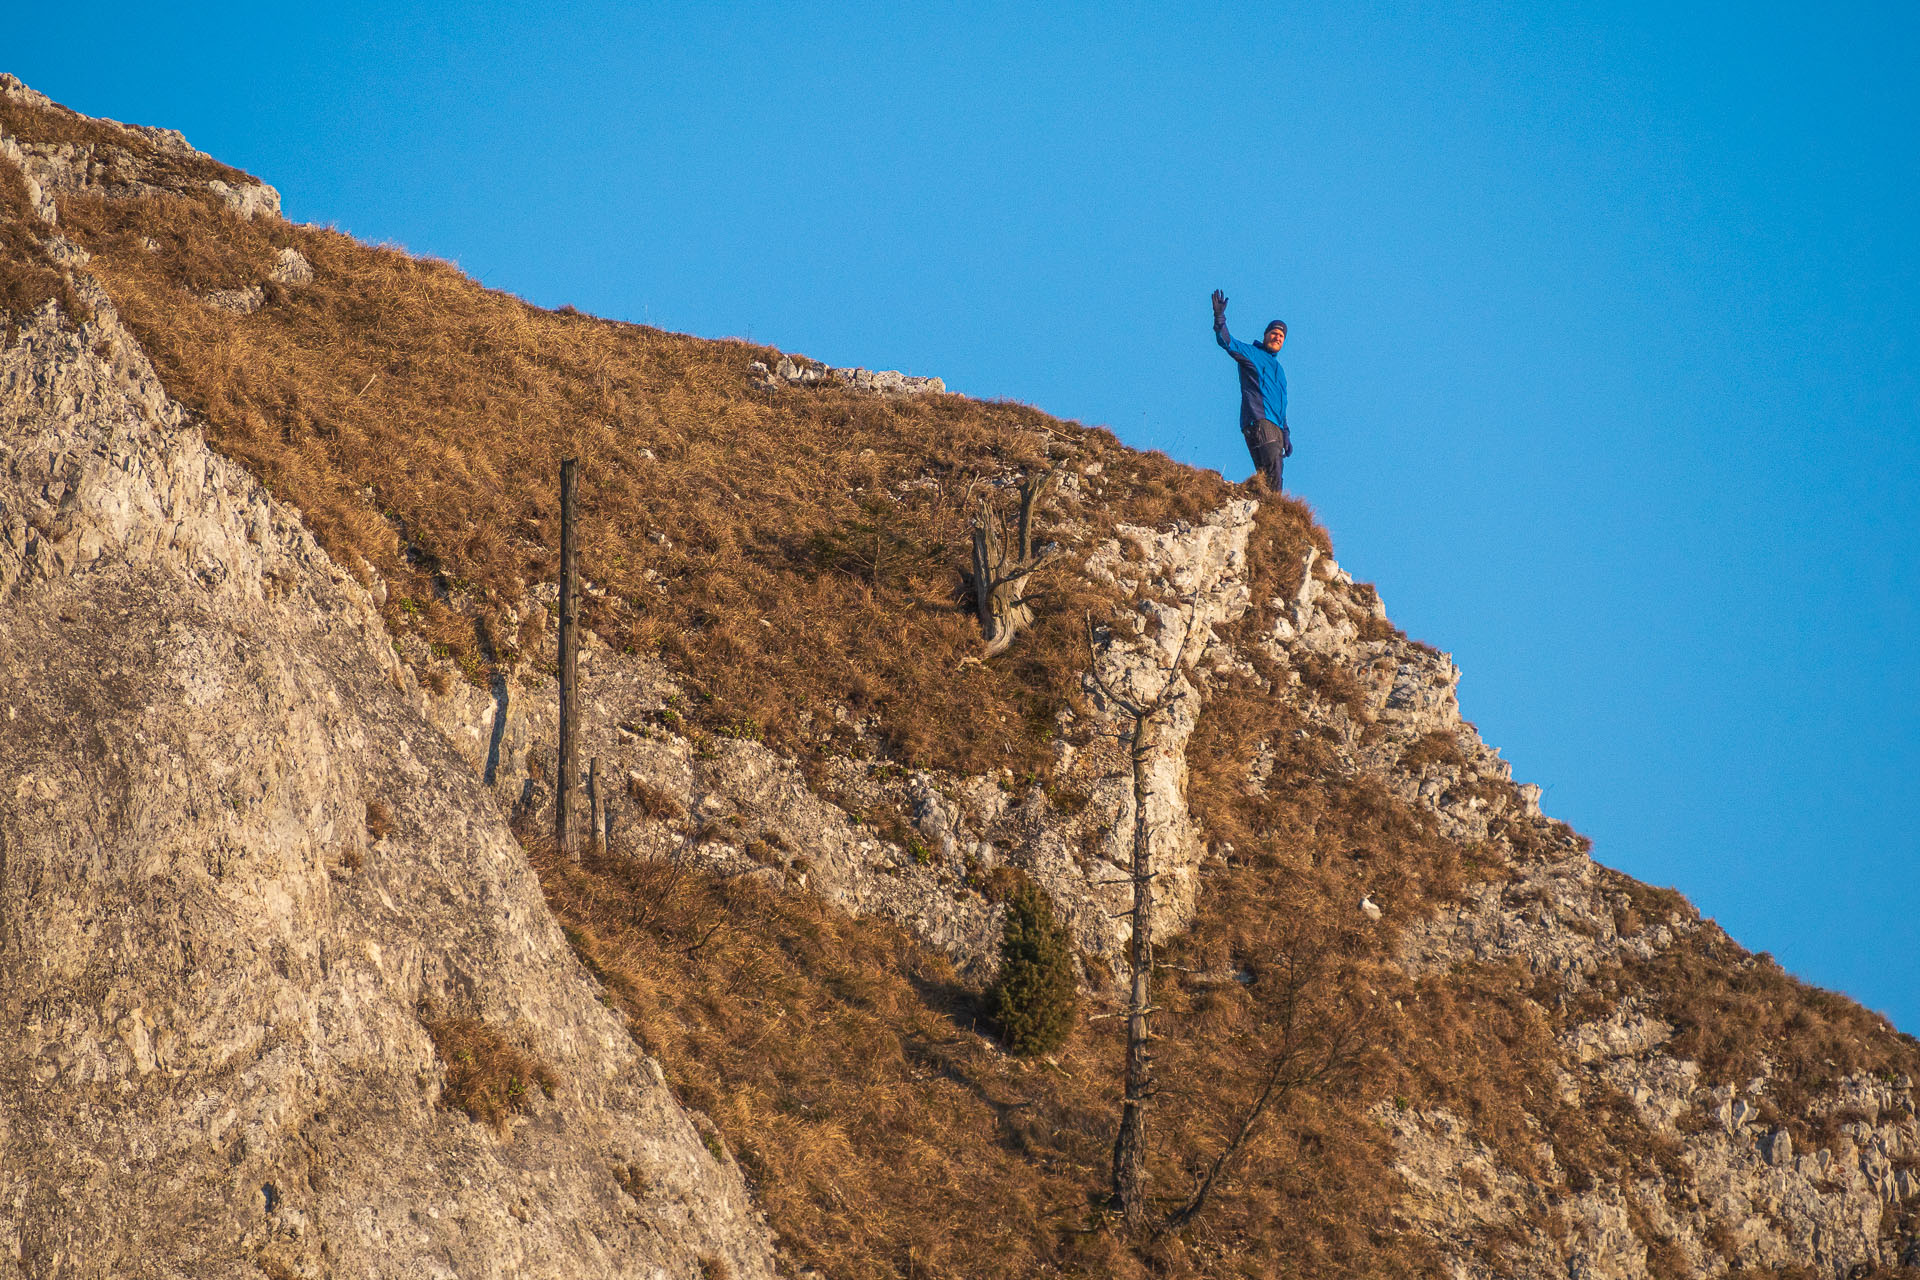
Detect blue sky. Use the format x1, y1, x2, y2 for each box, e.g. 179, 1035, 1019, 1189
13, 3, 1917, 1029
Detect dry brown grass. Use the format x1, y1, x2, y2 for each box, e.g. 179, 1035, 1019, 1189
45, 158, 1275, 780
625, 775, 685, 821
1401, 729, 1467, 773
0, 166, 87, 329
424, 1015, 558, 1131
504, 506, 1554, 1276
530, 828, 1440, 1280
1621, 924, 1920, 1149
1176, 636, 1563, 1204
1160, 523, 1802, 1255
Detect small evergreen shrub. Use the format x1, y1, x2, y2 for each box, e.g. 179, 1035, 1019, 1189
988, 882, 1078, 1055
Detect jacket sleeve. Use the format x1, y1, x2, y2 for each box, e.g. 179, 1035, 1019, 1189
1214, 316, 1256, 364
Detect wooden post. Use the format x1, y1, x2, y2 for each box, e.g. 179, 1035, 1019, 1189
588, 756, 604, 854
557, 458, 580, 860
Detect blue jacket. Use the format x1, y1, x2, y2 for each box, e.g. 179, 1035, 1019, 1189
1214, 317, 1287, 434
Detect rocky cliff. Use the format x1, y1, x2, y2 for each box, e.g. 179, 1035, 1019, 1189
3, 74, 1917, 1280
0, 77, 779, 1280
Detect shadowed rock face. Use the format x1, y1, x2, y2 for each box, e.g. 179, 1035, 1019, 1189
0, 285, 779, 1274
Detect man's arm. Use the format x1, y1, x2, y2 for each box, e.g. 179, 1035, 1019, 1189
1211, 289, 1256, 362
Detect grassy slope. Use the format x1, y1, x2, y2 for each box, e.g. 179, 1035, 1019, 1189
57, 172, 1259, 781
5, 88, 1918, 1278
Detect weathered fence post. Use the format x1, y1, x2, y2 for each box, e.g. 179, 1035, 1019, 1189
557, 458, 580, 860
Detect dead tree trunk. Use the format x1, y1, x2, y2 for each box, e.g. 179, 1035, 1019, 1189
557, 458, 580, 860
1089, 603, 1206, 1228
971, 465, 1059, 656
1110, 706, 1158, 1225
587, 756, 604, 855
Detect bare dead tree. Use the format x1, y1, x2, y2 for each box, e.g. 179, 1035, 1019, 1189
587, 756, 605, 855
1158, 938, 1370, 1235
556, 458, 581, 860
1087, 601, 1208, 1229
970, 464, 1062, 656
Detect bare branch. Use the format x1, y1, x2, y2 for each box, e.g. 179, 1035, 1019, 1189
1156, 938, 1370, 1236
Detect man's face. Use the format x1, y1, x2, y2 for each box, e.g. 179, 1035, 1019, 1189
1262, 328, 1286, 353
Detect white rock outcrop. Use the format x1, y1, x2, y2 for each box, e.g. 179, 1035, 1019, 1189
0, 74, 283, 226
1263, 536, 1920, 1277
749, 352, 945, 395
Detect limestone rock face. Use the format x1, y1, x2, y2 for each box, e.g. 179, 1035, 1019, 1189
1077, 500, 1258, 944
0, 292, 780, 1276
1260, 539, 1920, 1278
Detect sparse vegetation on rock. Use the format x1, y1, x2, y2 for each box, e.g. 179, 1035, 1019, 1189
424, 1014, 559, 1130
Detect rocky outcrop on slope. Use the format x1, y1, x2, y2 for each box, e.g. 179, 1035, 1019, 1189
408, 495, 1258, 984
402, 460, 1918, 1277
1257, 544, 1920, 1277
749, 353, 946, 396
0, 238, 779, 1279
0, 74, 280, 226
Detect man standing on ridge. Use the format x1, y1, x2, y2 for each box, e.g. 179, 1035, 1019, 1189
1211, 289, 1290, 491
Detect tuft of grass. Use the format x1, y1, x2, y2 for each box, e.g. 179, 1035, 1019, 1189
625, 775, 685, 821
424, 1015, 558, 1132
613, 1162, 650, 1200
1400, 729, 1466, 772
1294, 651, 1368, 718
363, 797, 393, 840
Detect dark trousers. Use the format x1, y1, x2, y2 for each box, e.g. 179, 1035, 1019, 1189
1242, 420, 1290, 492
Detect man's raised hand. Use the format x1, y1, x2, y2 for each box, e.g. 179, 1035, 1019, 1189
1211, 289, 1228, 321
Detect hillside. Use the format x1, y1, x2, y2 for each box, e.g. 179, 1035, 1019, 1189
3, 74, 1918, 1280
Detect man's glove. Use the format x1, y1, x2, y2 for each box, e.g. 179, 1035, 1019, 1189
1211, 289, 1227, 323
